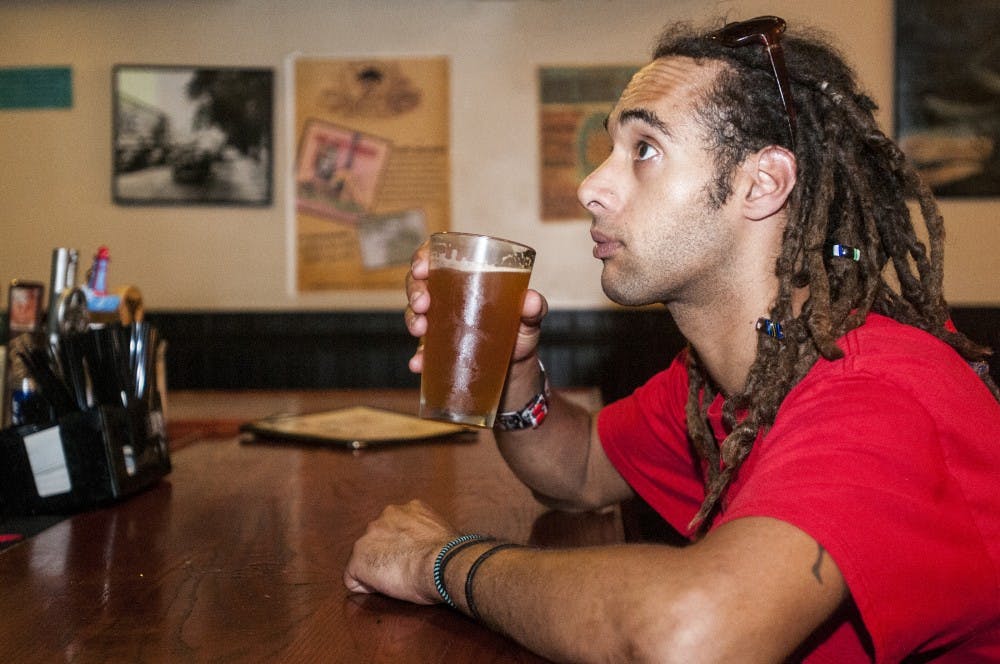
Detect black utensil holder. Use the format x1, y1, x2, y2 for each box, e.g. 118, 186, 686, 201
0, 402, 171, 516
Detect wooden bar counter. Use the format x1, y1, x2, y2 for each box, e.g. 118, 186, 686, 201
0, 389, 620, 663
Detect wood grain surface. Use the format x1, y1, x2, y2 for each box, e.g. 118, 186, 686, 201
0, 389, 618, 663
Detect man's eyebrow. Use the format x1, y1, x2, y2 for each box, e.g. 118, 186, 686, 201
613, 108, 672, 138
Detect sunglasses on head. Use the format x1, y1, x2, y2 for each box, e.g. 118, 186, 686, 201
707, 15, 797, 148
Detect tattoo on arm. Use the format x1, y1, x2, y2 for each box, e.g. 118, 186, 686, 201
811, 543, 826, 584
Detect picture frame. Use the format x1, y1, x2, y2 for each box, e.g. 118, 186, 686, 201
6, 280, 45, 336
895, 0, 1000, 197
3, 280, 45, 426
112, 64, 274, 206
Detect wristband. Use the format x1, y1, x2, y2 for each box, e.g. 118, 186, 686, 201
439, 537, 495, 589
465, 542, 521, 622
494, 360, 550, 431
433, 534, 491, 608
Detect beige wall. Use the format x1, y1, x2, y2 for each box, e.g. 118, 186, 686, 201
2, 0, 997, 310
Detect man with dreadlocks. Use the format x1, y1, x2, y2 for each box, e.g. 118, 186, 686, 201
345, 15, 1000, 663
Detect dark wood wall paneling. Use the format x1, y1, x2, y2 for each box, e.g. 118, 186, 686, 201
1, 309, 993, 401
144, 307, 1000, 402
143, 309, 687, 403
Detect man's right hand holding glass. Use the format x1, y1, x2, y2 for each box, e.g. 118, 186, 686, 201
404, 239, 548, 378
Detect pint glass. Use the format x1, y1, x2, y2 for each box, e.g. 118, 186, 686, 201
419, 232, 536, 427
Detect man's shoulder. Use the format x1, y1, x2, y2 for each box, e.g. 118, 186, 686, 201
838, 313, 941, 351
787, 313, 999, 429
825, 313, 975, 380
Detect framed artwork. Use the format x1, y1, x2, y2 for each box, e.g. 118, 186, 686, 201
294, 119, 391, 223
538, 65, 639, 220
112, 65, 273, 206
292, 55, 449, 291
6, 280, 45, 336
895, 0, 1000, 196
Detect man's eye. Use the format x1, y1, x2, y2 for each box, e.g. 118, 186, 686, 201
636, 141, 658, 161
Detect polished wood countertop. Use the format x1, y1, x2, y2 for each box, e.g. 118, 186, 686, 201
164, 388, 604, 442
0, 389, 618, 662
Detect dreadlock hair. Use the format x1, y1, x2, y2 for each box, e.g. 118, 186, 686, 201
651, 20, 1000, 532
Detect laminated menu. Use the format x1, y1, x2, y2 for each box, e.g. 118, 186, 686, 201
240, 406, 471, 449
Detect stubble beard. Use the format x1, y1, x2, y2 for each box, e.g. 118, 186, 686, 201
599, 255, 664, 307
598, 212, 730, 310
594, 167, 731, 308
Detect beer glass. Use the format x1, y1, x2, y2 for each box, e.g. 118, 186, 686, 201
419, 232, 536, 427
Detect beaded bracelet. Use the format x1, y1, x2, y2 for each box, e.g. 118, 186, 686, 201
433, 534, 491, 608
439, 537, 495, 595
465, 542, 521, 622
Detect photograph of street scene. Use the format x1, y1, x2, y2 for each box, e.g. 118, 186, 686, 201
112, 65, 273, 206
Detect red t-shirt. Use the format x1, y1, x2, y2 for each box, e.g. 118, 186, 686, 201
598, 314, 1000, 662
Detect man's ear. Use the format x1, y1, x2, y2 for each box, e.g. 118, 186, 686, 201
739, 145, 797, 221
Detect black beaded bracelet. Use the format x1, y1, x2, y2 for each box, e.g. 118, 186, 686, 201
464, 542, 521, 622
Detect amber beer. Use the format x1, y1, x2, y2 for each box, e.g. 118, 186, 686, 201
420, 233, 535, 427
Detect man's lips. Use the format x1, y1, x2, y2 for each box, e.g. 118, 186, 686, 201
591, 230, 622, 259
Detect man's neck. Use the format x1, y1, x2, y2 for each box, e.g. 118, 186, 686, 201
667, 281, 808, 396
668, 300, 762, 396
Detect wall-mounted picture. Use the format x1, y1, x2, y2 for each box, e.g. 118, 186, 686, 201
357, 209, 426, 271
538, 65, 639, 220
6, 280, 45, 336
294, 119, 391, 222
895, 0, 1000, 197
112, 65, 273, 206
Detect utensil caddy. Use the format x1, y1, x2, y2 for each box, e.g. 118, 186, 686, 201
0, 400, 170, 516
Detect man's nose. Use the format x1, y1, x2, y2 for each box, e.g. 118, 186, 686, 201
577, 157, 618, 213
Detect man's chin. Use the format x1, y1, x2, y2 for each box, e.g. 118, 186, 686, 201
601, 270, 661, 308
600, 271, 634, 307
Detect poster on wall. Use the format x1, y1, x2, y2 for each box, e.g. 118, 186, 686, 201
895, 0, 1000, 197
538, 65, 638, 220
112, 65, 273, 206
292, 56, 450, 291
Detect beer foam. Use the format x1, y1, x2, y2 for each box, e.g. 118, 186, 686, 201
432, 255, 532, 272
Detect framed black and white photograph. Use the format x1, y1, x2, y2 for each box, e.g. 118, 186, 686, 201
112, 65, 273, 206
895, 0, 1000, 197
